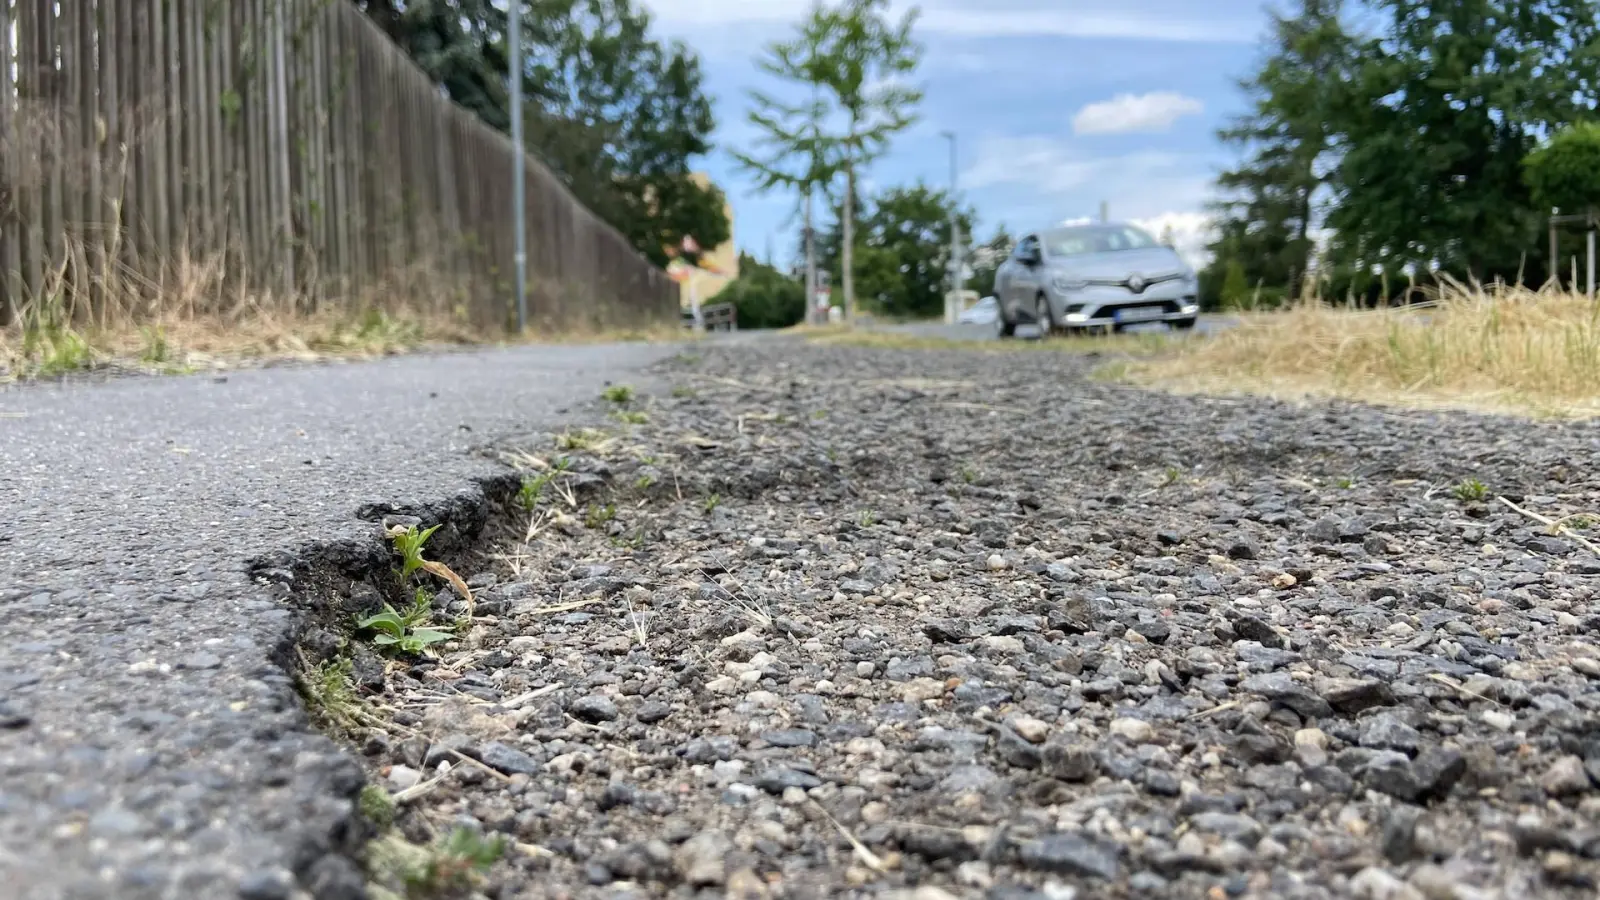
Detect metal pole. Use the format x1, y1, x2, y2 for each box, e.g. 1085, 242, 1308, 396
1100, 200, 1109, 223
510, 0, 527, 333
1588, 227, 1595, 299
1550, 207, 1559, 291
804, 188, 817, 325
943, 131, 959, 324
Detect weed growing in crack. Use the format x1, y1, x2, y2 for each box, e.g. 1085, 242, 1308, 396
360, 784, 397, 830
369, 828, 506, 899
296, 656, 362, 736
601, 384, 635, 404
1161, 467, 1182, 487
859, 509, 878, 528
635, 473, 657, 491
517, 458, 572, 511
390, 524, 441, 582
356, 591, 454, 656
1336, 476, 1356, 490
703, 493, 721, 514
613, 409, 648, 425
1453, 478, 1489, 503
411, 828, 507, 894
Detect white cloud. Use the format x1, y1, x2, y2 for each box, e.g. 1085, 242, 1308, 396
961, 136, 1184, 195
1130, 211, 1216, 269
641, 0, 1255, 43
1073, 92, 1204, 135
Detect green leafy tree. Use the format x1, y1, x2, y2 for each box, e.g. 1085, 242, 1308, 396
1203, 0, 1348, 304
1219, 257, 1251, 311
737, 0, 923, 324
1524, 123, 1600, 216
1323, 0, 1600, 291
358, 0, 727, 267
720, 253, 807, 328
815, 183, 975, 319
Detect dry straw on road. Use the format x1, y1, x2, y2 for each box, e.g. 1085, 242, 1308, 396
1126, 283, 1600, 419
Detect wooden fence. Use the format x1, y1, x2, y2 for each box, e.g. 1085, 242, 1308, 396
0, 0, 677, 331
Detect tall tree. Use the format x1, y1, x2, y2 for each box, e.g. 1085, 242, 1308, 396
1203, 0, 1348, 303
809, 0, 924, 322
1324, 0, 1600, 289
815, 183, 975, 319
737, 0, 923, 324
733, 7, 848, 325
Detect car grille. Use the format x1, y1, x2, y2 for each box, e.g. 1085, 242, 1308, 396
1085, 272, 1184, 295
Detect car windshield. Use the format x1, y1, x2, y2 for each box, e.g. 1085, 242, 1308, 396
1044, 225, 1159, 257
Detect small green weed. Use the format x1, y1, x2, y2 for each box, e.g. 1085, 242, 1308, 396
584, 502, 616, 529
1335, 476, 1356, 490
517, 459, 572, 511
703, 493, 721, 514
1452, 478, 1489, 503
360, 784, 396, 830
23, 326, 95, 376
296, 656, 363, 735
959, 464, 977, 484
811, 409, 827, 419
408, 828, 507, 894
556, 428, 606, 451
601, 384, 635, 404
671, 385, 697, 399
1161, 467, 1182, 487
635, 473, 657, 490
613, 409, 648, 425
1567, 514, 1596, 531
139, 326, 171, 364
356, 588, 454, 656
389, 524, 441, 582
859, 509, 878, 528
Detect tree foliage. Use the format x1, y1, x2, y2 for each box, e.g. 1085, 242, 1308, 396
356, 0, 728, 268
1523, 123, 1600, 216
720, 253, 807, 329
1202, 0, 1347, 305
815, 184, 975, 319
1212, 0, 1600, 301
733, 0, 923, 322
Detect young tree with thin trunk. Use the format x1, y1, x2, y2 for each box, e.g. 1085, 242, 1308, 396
734, 0, 923, 324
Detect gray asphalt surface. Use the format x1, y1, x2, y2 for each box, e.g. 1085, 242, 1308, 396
875, 314, 1236, 342
0, 343, 683, 899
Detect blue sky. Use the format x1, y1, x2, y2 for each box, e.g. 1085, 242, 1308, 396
640, 0, 1280, 267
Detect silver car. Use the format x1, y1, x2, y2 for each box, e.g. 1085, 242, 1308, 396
994, 222, 1200, 337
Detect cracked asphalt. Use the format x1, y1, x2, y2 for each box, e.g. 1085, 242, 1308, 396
0, 342, 690, 900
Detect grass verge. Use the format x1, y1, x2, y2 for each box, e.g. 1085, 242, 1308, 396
1120, 284, 1600, 419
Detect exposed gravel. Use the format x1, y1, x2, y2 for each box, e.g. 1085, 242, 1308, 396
349, 341, 1600, 900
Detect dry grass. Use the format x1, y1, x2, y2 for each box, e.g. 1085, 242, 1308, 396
1122, 283, 1600, 419
0, 245, 692, 382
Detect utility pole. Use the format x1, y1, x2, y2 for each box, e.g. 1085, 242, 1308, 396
943, 131, 961, 324
1099, 200, 1109, 223
804, 188, 817, 325
509, 0, 527, 333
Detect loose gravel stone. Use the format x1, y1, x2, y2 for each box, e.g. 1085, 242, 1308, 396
325, 340, 1600, 899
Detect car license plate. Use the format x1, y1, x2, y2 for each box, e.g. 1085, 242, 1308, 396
1115, 307, 1162, 323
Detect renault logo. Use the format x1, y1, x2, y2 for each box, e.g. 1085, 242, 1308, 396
1127, 273, 1146, 293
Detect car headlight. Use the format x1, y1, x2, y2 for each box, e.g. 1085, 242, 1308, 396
1052, 275, 1088, 292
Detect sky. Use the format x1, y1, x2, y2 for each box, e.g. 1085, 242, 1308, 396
638, 0, 1280, 271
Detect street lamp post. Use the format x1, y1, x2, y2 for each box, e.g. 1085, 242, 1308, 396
942, 131, 960, 324
510, 0, 527, 333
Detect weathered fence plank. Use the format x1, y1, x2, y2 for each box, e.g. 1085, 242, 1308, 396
0, 0, 674, 331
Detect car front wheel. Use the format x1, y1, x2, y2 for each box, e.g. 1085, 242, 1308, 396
1035, 293, 1055, 338
996, 307, 1017, 339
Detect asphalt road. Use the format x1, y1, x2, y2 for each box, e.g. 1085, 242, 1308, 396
0, 343, 682, 900
873, 313, 1237, 342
